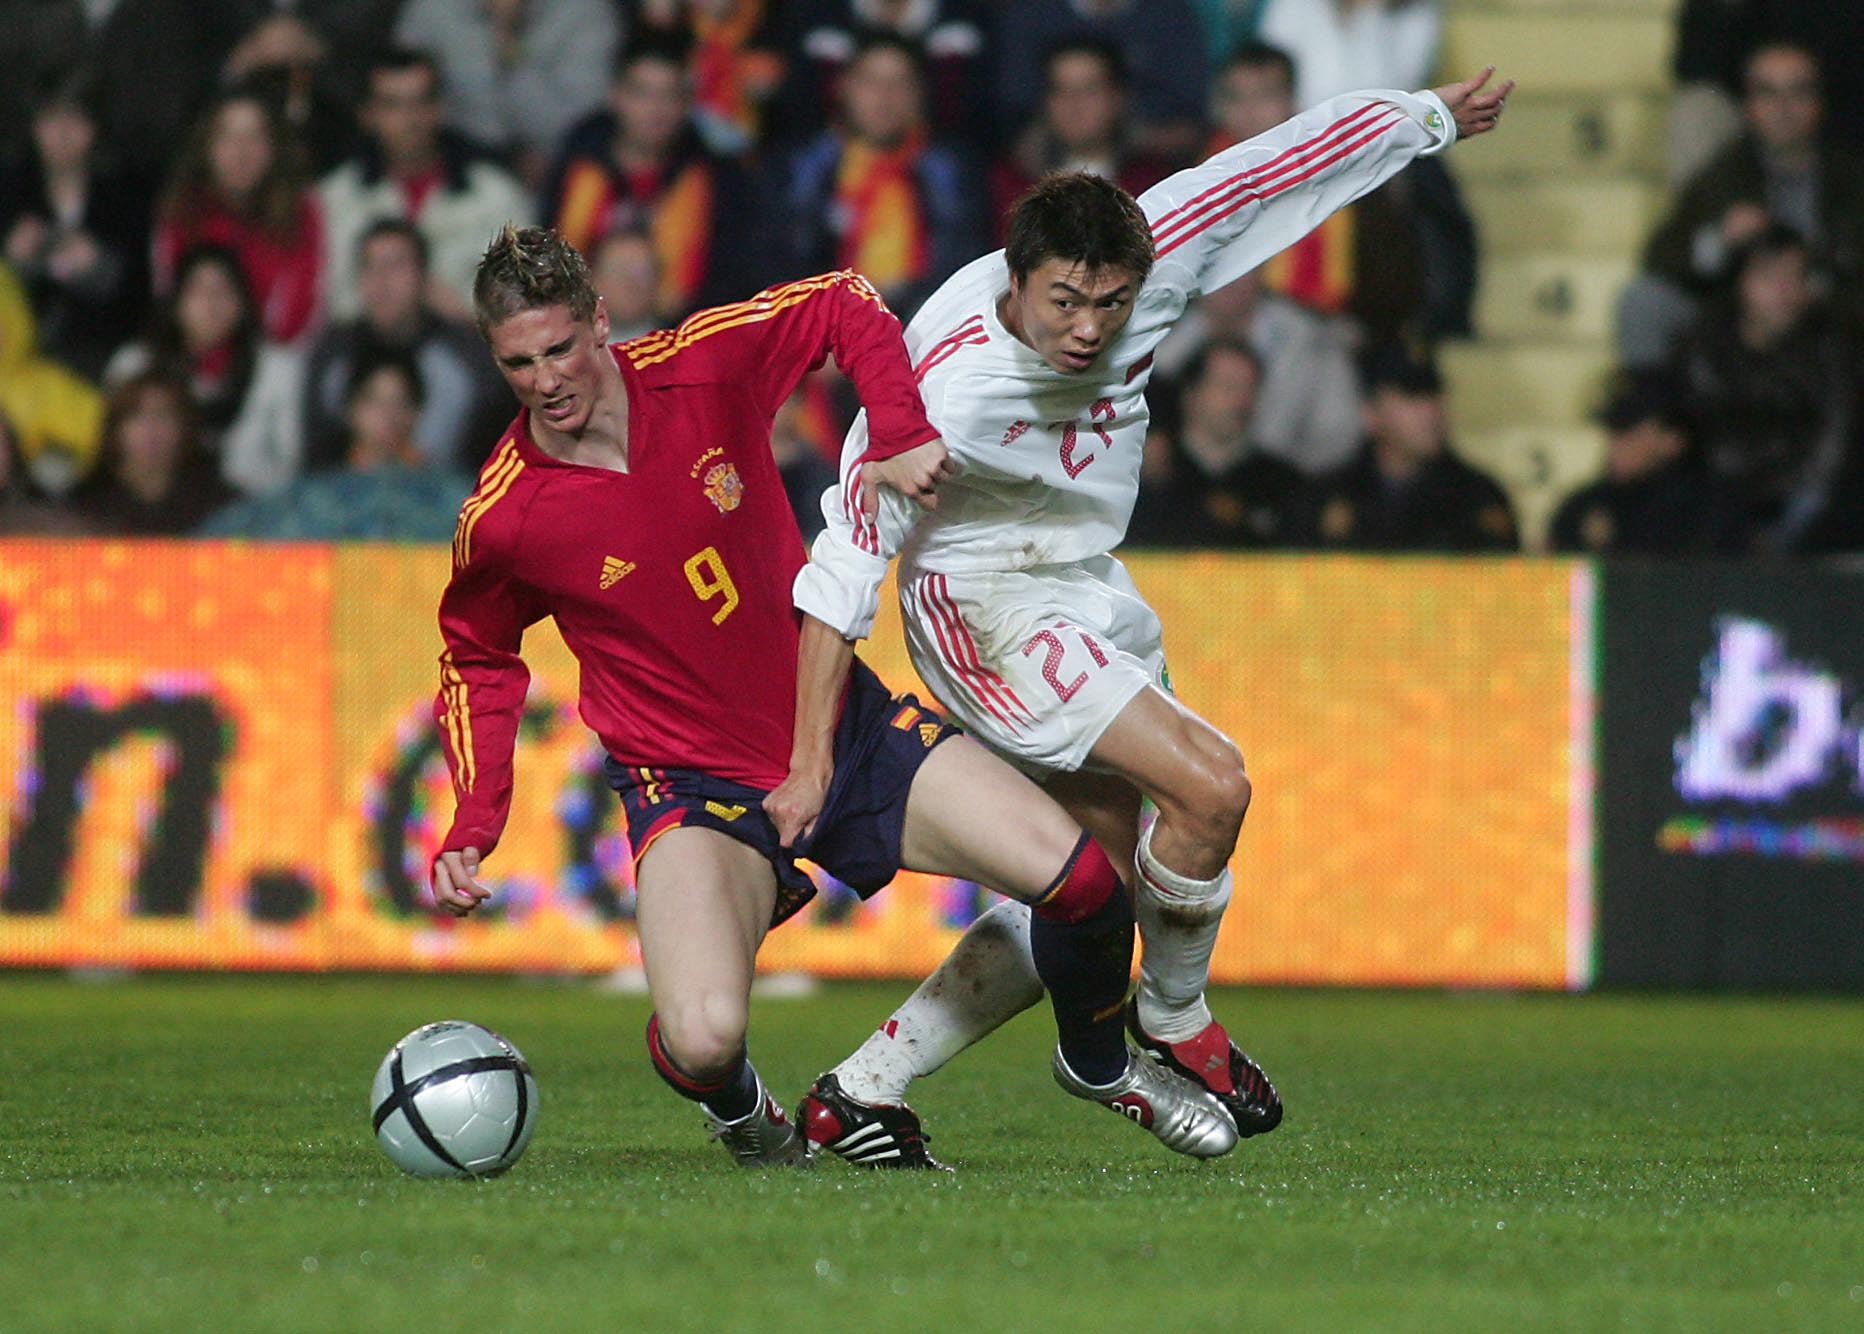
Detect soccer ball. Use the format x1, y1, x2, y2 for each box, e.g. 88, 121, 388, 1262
370, 1020, 539, 1179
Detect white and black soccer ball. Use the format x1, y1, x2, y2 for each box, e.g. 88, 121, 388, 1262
370, 1021, 538, 1179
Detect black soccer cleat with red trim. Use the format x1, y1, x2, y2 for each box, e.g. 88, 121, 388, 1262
1125, 1000, 1284, 1138
797, 1073, 951, 1170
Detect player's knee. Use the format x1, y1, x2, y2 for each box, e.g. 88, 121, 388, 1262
971, 896, 1034, 944
651, 998, 748, 1083
1178, 740, 1251, 847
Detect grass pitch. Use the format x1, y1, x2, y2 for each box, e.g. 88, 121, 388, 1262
2, 976, 1860, 1331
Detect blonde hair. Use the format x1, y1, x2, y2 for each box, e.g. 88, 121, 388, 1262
473, 225, 598, 333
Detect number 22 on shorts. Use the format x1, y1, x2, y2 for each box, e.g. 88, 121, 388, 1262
1022, 625, 1109, 702
684, 545, 739, 624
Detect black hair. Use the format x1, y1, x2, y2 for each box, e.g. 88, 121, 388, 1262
849, 30, 929, 82
1044, 35, 1128, 89
368, 46, 442, 91
1182, 339, 1264, 390
346, 345, 427, 410
1004, 173, 1154, 286
1223, 40, 1297, 89
358, 216, 431, 272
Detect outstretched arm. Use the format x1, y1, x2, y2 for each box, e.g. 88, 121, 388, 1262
1139, 68, 1511, 298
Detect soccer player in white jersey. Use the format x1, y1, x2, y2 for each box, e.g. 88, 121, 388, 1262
788, 68, 1511, 1166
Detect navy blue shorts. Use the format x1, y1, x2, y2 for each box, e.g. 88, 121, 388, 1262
607, 657, 961, 927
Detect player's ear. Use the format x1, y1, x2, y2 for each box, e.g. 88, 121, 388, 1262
591, 296, 611, 344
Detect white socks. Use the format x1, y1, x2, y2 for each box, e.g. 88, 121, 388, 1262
830, 824, 1235, 1102
1133, 821, 1231, 1042
830, 898, 1043, 1105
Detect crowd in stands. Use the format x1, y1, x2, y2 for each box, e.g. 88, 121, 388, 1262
0, 0, 1857, 558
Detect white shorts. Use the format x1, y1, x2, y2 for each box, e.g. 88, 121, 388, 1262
898, 554, 1167, 776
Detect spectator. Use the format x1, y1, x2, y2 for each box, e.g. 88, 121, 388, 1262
1548, 373, 1742, 556
623, 0, 788, 154
1310, 346, 1517, 551
216, 12, 382, 174
1671, 0, 1864, 167
544, 43, 767, 317
1206, 40, 1476, 340
1621, 42, 1864, 368
1128, 341, 1311, 548
107, 244, 304, 497
1153, 266, 1363, 476
990, 39, 1172, 242
778, 0, 989, 147
69, 371, 233, 536
317, 48, 530, 325
1667, 0, 1749, 185
1671, 225, 1855, 553
589, 228, 670, 340
1256, 0, 1440, 110
991, 0, 1210, 157
787, 34, 980, 315
0, 261, 103, 494
304, 220, 513, 474
0, 0, 220, 185
770, 385, 841, 541
202, 350, 469, 541
153, 89, 324, 346
0, 408, 92, 535
0, 77, 150, 380
218, 2, 404, 120
396, 0, 619, 187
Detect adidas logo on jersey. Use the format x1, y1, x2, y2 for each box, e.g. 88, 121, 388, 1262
600, 556, 636, 589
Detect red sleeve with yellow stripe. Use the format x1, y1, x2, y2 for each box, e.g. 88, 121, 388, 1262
622, 270, 939, 462
434, 444, 546, 861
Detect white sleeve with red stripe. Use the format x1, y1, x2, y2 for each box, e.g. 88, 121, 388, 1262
1141, 89, 1455, 301
792, 405, 923, 641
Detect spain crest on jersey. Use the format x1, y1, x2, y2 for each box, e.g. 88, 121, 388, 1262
703, 461, 744, 513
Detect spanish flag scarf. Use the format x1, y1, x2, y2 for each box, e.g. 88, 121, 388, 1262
834, 131, 929, 289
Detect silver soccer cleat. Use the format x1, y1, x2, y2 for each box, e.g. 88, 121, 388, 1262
1052, 1046, 1239, 1159
704, 1076, 814, 1168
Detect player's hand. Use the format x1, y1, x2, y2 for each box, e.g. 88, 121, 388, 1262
432, 848, 492, 917
861, 438, 956, 519
765, 762, 831, 848
1433, 66, 1514, 140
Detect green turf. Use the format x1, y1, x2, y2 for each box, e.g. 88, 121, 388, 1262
2, 977, 1861, 1331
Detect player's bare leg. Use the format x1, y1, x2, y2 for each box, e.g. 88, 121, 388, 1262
1086, 686, 1282, 1136
633, 826, 809, 1166
805, 735, 1236, 1164
1044, 768, 1145, 873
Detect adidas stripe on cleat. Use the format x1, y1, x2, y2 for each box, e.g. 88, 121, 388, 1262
798, 1073, 950, 1170
1125, 1001, 1284, 1138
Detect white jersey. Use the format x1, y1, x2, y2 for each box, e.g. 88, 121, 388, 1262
794, 88, 1455, 641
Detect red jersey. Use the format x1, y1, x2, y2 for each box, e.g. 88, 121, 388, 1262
434, 271, 938, 858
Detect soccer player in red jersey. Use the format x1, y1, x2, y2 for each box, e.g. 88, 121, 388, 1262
428, 226, 1239, 1166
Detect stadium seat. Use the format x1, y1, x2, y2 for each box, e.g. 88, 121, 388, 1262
1462, 177, 1666, 257
1441, 340, 1617, 430
1453, 423, 1609, 551
1441, 12, 1673, 95
1476, 255, 1638, 342
1452, 92, 1667, 180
